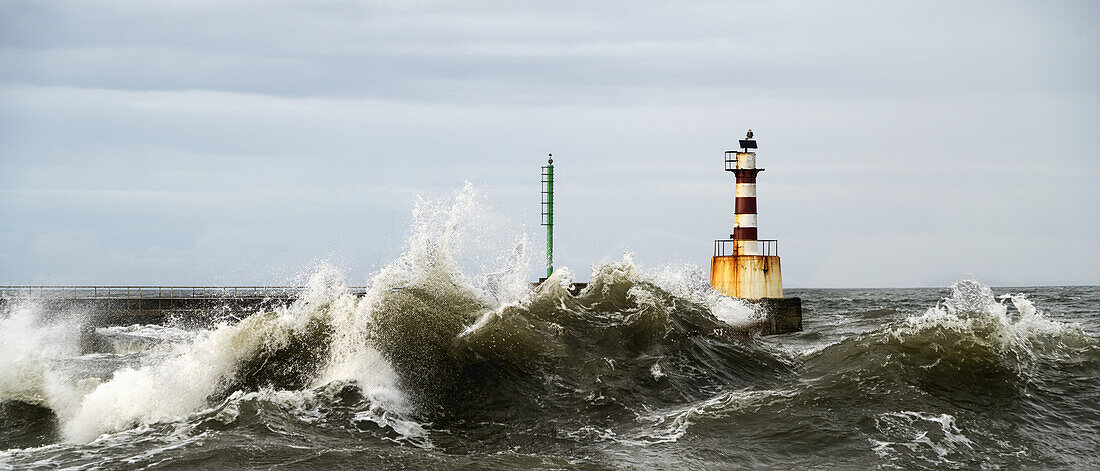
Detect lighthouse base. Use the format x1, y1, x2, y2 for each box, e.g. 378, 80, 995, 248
710, 255, 799, 334
710, 255, 783, 299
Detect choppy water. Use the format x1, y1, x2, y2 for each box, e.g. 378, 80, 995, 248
1, 187, 1097, 470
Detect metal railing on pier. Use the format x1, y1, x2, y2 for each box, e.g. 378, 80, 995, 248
713, 239, 778, 257
0, 286, 371, 299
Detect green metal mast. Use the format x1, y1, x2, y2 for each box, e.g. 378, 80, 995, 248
541, 155, 554, 278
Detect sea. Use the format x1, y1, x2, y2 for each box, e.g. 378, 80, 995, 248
1, 189, 1097, 470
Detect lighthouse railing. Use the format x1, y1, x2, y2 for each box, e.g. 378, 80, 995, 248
713, 239, 778, 257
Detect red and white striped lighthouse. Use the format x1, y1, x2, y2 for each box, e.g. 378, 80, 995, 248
710, 130, 783, 299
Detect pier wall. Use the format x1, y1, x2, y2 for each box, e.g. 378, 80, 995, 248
0, 296, 294, 327
748, 297, 802, 334
1, 283, 800, 336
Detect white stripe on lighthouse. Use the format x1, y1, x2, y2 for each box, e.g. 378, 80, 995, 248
736, 240, 761, 256
735, 183, 756, 197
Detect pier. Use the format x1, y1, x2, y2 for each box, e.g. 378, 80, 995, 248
0, 285, 330, 326
1, 284, 799, 335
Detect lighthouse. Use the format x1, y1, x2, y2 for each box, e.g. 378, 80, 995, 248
710, 131, 784, 299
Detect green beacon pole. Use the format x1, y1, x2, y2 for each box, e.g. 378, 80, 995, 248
541, 155, 554, 279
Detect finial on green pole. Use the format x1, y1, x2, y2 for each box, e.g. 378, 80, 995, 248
541, 154, 554, 278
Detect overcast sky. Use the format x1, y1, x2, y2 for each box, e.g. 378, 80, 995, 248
1, 0, 1097, 288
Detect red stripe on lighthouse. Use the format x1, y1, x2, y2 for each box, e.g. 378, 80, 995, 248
735, 197, 756, 214
733, 227, 758, 240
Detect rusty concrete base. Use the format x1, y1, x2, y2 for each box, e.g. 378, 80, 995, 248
710, 255, 783, 299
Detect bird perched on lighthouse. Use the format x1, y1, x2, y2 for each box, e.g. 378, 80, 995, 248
746, 129, 754, 139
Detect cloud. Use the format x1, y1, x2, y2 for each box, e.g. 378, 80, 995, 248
0, 1, 1097, 286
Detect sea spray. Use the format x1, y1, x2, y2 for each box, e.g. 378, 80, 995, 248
55, 183, 529, 442
0, 301, 85, 423
361, 182, 531, 309
62, 302, 313, 441
327, 183, 533, 407
892, 279, 1090, 360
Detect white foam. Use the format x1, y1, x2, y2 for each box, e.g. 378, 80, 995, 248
630, 388, 794, 445
591, 254, 763, 329
57, 270, 298, 440
871, 410, 973, 464
649, 361, 665, 380
96, 325, 195, 343
893, 279, 1086, 356
95, 325, 198, 354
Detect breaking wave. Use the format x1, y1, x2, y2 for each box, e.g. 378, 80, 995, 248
1, 184, 766, 447
624, 279, 1098, 468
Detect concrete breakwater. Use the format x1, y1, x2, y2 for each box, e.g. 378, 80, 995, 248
0, 285, 800, 336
